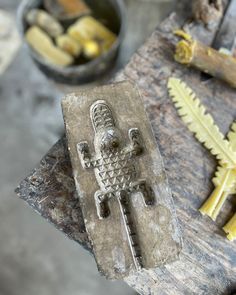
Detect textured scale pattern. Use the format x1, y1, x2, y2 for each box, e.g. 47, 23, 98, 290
92, 103, 114, 131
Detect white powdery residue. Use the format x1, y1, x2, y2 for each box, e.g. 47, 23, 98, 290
87, 221, 95, 231
148, 220, 161, 234
112, 246, 126, 273
120, 220, 128, 241
150, 150, 163, 177
131, 192, 143, 209
49, 208, 64, 223
75, 177, 85, 199
74, 170, 78, 180
150, 184, 160, 203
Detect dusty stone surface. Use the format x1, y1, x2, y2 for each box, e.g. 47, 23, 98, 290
61, 81, 181, 279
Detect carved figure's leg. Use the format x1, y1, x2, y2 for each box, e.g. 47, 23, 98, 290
94, 191, 110, 219
131, 180, 155, 206
128, 128, 143, 156
77, 141, 92, 169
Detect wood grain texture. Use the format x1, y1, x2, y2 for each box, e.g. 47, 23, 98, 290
16, 4, 236, 295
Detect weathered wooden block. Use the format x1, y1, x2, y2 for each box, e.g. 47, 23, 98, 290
62, 81, 182, 279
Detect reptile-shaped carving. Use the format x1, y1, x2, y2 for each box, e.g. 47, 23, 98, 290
77, 100, 155, 270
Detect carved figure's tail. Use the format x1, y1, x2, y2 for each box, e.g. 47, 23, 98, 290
118, 191, 143, 271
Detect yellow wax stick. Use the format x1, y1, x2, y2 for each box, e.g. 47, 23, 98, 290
68, 16, 116, 56
26, 9, 63, 37
56, 35, 82, 57
26, 26, 74, 67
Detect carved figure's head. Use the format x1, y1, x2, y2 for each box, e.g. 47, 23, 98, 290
90, 100, 121, 154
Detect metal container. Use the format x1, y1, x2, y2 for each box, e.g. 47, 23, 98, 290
18, 0, 126, 85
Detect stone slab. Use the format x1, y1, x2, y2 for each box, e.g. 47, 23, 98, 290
61, 81, 182, 279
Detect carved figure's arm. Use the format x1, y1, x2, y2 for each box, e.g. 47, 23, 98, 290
128, 128, 144, 156
77, 141, 93, 169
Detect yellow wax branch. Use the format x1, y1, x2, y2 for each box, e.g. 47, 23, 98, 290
167, 78, 236, 168
200, 167, 236, 221
212, 192, 229, 220
199, 169, 231, 220
223, 214, 236, 241
168, 78, 236, 241
200, 123, 236, 221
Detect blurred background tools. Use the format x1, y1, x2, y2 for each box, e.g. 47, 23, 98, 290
210, 0, 236, 56
0, 10, 21, 75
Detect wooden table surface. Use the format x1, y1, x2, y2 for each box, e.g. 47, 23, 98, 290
16, 2, 236, 294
